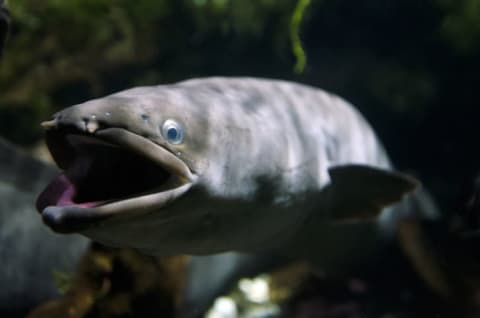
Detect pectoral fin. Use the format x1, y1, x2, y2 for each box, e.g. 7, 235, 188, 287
326, 164, 419, 221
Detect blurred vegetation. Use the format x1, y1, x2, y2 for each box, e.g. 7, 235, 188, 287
0, 0, 478, 206
437, 0, 480, 53
0, 0, 299, 144
290, 0, 311, 74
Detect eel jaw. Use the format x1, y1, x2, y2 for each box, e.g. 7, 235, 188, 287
36, 128, 196, 233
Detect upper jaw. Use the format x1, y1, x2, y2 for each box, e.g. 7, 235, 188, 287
37, 125, 197, 233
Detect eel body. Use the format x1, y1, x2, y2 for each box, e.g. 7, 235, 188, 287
37, 77, 418, 264
36, 78, 424, 315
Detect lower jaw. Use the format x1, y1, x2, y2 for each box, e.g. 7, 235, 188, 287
36, 174, 110, 212
40, 181, 194, 233
37, 170, 183, 213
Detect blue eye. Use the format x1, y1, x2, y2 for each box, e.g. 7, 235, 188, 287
162, 119, 184, 144
167, 127, 178, 140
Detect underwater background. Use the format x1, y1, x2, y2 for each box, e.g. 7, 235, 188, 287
2, 0, 479, 208
0, 0, 479, 317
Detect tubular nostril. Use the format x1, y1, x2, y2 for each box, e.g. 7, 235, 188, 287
40, 118, 58, 130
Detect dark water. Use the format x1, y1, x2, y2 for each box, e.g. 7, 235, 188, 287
0, 1, 478, 317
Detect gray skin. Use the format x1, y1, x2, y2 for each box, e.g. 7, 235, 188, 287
37, 77, 422, 315
0, 138, 89, 317
37, 76, 419, 260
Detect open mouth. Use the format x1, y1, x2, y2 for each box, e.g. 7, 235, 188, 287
37, 127, 195, 232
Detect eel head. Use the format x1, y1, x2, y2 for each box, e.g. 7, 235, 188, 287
36, 98, 199, 234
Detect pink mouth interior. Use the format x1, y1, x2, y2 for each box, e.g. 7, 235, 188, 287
36, 174, 106, 212
36, 134, 172, 213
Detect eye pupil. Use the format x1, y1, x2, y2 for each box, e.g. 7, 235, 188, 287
167, 127, 178, 140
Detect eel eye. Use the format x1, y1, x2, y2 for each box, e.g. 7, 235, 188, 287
162, 119, 184, 145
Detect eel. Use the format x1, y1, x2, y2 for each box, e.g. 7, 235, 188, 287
35, 77, 421, 261
35, 77, 426, 314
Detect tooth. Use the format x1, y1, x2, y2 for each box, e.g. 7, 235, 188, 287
86, 121, 99, 134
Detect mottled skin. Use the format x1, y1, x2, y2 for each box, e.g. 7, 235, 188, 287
40, 78, 397, 252
38, 77, 422, 316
